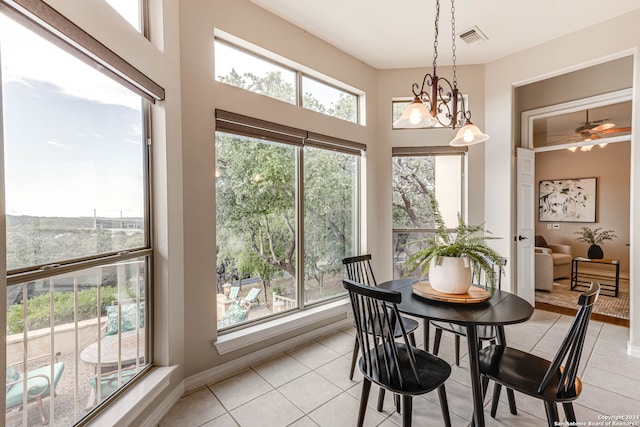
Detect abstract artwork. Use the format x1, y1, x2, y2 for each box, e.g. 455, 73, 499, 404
538, 178, 597, 222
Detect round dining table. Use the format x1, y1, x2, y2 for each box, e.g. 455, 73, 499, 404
379, 279, 534, 427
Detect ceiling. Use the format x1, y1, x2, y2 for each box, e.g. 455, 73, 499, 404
249, 0, 640, 69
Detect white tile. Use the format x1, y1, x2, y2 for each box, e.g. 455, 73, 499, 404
230, 390, 304, 427
288, 416, 319, 427
423, 377, 473, 421
308, 391, 387, 427
253, 353, 310, 388
209, 369, 273, 410
278, 371, 343, 413
384, 393, 467, 426
287, 342, 341, 369
314, 354, 363, 389
159, 388, 226, 427
572, 383, 640, 417
315, 330, 356, 355
201, 413, 239, 427
582, 365, 640, 401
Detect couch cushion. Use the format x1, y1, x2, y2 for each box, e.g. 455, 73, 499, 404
6, 365, 21, 393
535, 235, 548, 248
552, 253, 572, 265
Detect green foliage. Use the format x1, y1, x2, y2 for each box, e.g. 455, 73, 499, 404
392, 157, 437, 229
574, 226, 616, 245
7, 286, 119, 334
405, 193, 503, 287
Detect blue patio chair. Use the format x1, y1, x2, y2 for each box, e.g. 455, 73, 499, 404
245, 287, 262, 305
6, 356, 65, 425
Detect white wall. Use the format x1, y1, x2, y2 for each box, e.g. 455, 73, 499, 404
484, 11, 639, 353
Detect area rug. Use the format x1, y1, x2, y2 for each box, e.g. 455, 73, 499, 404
535, 277, 630, 320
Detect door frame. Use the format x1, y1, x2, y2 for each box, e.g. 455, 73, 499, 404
518, 88, 633, 309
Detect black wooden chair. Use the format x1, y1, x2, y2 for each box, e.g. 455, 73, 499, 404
479, 282, 600, 427
343, 279, 452, 427
343, 255, 419, 380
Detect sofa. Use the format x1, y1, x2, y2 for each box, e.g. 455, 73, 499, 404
534, 235, 573, 291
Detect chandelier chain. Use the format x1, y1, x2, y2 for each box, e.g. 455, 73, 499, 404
433, 0, 440, 72
451, 0, 457, 87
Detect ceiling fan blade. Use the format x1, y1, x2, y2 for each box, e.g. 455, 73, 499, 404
591, 122, 616, 132
600, 127, 631, 134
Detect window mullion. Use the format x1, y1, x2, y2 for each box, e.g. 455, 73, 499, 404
296, 146, 304, 310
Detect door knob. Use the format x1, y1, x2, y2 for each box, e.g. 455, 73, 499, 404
518, 235, 528, 241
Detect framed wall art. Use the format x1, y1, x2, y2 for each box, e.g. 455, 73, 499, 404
538, 177, 597, 222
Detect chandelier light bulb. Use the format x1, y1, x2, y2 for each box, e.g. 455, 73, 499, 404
410, 108, 422, 125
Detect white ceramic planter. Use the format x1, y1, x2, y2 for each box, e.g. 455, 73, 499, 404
429, 256, 472, 294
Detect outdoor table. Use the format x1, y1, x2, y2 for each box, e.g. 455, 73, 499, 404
80, 328, 145, 373
379, 279, 534, 427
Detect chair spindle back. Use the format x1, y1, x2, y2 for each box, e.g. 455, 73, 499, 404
537, 282, 600, 396
343, 255, 377, 287
343, 279, 420, 388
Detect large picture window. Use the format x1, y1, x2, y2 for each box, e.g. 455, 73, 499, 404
215, 111, 362, 330
392, 148, 465, 278
2, 3, 159, 425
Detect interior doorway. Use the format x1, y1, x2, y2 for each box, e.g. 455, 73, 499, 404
520, 90, 632, 325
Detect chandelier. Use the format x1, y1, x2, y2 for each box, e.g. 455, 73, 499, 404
393, 0, 489, 146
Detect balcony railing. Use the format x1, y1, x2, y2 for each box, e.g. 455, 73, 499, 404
6, 257, 149, 427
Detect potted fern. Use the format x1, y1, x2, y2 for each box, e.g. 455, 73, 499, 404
404, 193, 503, 294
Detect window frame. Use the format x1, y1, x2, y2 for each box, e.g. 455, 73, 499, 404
214, 33, 363, 125
1, 1, 160, 423
391, 147, 467, 278
215, 110, 364, 333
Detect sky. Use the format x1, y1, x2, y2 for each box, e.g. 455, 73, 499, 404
0, 6, 144, 218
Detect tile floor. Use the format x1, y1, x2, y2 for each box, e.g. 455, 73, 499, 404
159, 309, 640, 426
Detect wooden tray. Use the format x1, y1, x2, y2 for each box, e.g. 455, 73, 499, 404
412, 281, 490, 304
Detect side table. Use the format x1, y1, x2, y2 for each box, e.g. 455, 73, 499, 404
571, 257, 620, 297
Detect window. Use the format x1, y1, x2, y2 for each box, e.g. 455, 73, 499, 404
215, 35, 362, 124
105, 0, 142, 32
392, 148, 465, 278
2, 2, 161, 425
215, 111, 363, 330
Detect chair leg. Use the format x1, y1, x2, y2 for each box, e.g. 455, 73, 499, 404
402, 395, 413, 427
506, 388, 518, 415
358, 379, 372, 427
349, 336, 359, 380
454, 335, 460, 367
433, 328, 443, 355
408, 331, 416, 347
544, 401, 560, 427
438, 385, 452, 427
423, 319, 430, 352
563, 402, 577, 422
490, 383, 502, 418
36, 397, 47, 425
376, 388, 386, 412
395, 393, 401, 413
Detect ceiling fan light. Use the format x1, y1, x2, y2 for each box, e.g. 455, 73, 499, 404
598, 142, 608, 148
568, 146, 578, 152
393, 97, 437, 128
449, 121, 489, 146
580, 145, 592, 152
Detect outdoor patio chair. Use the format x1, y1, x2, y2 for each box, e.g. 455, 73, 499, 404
6, 355, 65, 425
86, 366, 141, 408
479, 282, 600, 425
245, 287, 261, 305
218, 299, 251, 327
343, 278, 452, 427
228, 286, 240, 300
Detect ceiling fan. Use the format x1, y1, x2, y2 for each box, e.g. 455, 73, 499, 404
571, 110, 631, 141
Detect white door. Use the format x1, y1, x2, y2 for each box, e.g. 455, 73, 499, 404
516, 148, 536, 305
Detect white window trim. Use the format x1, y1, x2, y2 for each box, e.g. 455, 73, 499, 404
214, 298, 350, 355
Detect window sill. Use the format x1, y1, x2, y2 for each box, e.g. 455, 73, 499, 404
214, 298, 350, 355
87, 366, 176, 427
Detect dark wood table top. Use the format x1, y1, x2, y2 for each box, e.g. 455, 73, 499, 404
379, 279, 534, 326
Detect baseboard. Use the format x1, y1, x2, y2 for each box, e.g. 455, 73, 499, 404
185, 317, 351, 392
139, 379, 185, 427
628, 341, 640, 359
